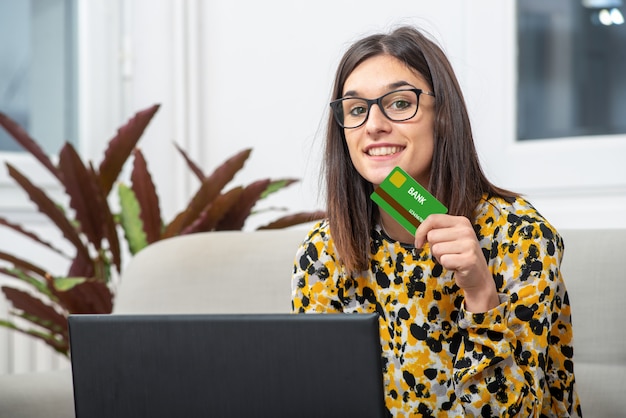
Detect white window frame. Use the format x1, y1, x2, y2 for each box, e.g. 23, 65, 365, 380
464, 2, 626, 227
0, 0, 125, 214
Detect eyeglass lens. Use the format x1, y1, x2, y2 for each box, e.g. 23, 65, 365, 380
332, 89, 422, 129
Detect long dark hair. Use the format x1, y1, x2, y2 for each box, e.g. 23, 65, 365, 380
324, 26, 516, 272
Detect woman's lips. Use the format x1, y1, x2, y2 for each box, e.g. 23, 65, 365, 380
366, 145, 404, 156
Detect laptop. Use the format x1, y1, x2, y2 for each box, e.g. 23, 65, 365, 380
68, 313, 386, 418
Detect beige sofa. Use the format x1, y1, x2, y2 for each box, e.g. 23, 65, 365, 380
0, 227, 624, 417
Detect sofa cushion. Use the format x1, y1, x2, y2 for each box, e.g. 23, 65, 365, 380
0, 370, 74, 418
559, 228, 626, 417
113, 228, 308, 314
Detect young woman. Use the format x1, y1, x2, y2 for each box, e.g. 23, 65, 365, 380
291, 26, 581, 417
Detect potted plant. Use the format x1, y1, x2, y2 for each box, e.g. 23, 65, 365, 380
0, 104, 324, 356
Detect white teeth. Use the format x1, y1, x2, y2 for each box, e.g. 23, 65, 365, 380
367, 146, 403, 156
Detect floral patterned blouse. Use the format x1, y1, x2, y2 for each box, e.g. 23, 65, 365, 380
291, 195, 581, 417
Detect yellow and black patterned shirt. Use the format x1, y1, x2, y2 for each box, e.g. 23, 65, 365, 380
291, 195, 581, 417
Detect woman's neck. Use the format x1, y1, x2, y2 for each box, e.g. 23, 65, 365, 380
379, 212, 416, 245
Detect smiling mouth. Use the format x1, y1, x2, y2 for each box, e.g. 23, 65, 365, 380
366, 146, 404, 157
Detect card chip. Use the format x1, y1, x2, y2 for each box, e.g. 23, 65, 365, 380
389, 171, 406, 188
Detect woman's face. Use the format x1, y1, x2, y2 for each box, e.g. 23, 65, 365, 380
342, 54, 435, 188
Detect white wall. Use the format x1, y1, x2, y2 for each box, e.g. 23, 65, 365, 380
193, 1, 472, 226
123, 0, 626, 231
122, 0, 478, 228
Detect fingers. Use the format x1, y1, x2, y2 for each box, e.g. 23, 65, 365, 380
414, 214, 478, 273
436, 250, 480, 274
414, 214, 472, 248
414, 214, 438, 248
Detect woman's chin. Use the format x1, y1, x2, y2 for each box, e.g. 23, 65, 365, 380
364, 167, 397, 186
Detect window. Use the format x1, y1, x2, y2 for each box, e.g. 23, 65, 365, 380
0, 0, 77, 154
517, 0, 626, 140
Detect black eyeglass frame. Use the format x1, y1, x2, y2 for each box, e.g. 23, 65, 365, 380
329, 88, 436, 129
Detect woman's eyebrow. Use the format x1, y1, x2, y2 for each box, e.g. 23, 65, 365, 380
388, 80, 414, 90
342, 81, 415, 98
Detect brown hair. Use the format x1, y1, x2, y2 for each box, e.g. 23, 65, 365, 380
324, 26, 516, 272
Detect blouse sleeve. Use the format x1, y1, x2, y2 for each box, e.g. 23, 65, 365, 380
291, 222, 343, 313
452, 218, 579, 416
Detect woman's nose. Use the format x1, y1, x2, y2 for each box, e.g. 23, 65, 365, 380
364, 103, 391, 132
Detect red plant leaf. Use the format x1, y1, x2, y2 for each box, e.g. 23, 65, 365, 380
182, 187, 244, 234
54, 280, 113, 314
162, 148, 252, 238
5, 163, 92, 267
0, 112, 62, 182
257, 210, 327, 230
0, 251, 50, 279
66, 257, 94, 280
216, 179, 271, 231
130, 148, 162, 243
1, 287, 67, 331
58, 143, 105, 247
97, 104, 160, 195
55, 146, 121, 274
1, 287, 70, 354
174, 142, 205, 181
0, 217, 69, 258
88, 161, 122, 273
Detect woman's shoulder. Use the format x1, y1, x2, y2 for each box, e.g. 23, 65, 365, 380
303, 218, 331, 238
476, 194, 561, 244
294, 219, 342, 272
478, 194, 544, 219
297, 218, 333, 248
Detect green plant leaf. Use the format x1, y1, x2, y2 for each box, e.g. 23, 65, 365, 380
0, 112, 62, 182
163, 148, 252, 238
130, 148, 162, 244
260, 178, 299, 199
118, 183, 149, 255
18, 311, 67, 336
53, 277, 86, 291
98, 104, 160, 195
0, 266, 57, 302
0, 318, 69, 356
0, 269, 61, 310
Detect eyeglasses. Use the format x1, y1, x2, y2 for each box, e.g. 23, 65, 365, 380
329, 88, 435, 129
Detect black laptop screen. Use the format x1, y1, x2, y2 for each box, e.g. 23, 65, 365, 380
69, 313, 385, 418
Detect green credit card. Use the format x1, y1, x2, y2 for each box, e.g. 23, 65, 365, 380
370, 166, 448, 235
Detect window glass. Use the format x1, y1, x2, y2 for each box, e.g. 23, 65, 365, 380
0, 0, 77, 154
517, 0, 626, 140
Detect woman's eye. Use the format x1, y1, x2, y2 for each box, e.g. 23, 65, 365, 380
349, 106, 367, 116
390, 99, 410, 110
